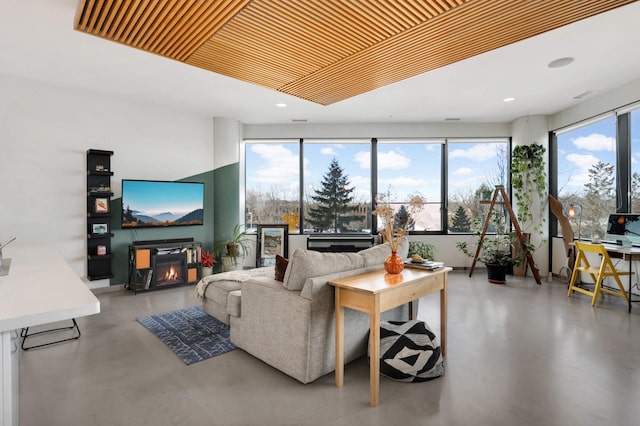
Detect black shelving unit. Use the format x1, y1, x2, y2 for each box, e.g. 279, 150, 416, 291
86, 149, 114, 281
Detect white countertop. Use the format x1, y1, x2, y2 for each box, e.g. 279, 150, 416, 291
0, 243, 100, 332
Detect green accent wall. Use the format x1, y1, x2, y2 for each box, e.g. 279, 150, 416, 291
213, 162, 240, 270
110, 170, 215, 286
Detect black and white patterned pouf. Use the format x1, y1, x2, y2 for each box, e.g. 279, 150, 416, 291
369, 320, 444, 382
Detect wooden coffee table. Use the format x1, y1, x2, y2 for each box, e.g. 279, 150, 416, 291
329, 266, 451, 407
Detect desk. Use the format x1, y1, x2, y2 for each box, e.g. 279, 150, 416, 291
0, 243, 100, 426
328, 267, 451, 407
600, 243, 640, 312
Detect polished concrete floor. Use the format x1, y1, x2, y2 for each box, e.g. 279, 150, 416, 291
19, 271, 640, 426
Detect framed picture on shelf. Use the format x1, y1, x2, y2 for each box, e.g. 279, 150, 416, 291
92, 223, 108, 234
256, 224, 288, 268
94, 198, 109, 214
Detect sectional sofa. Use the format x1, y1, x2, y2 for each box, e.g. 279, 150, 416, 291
196, 239, 409, 383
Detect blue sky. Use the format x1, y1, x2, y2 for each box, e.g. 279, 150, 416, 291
245, 139, 507, 202
246, 114, 640, 203
557, 116, 617, 196
121, 180, 204, 215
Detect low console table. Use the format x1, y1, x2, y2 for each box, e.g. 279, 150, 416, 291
127, 239, 202, 294
329, 267, 451, 407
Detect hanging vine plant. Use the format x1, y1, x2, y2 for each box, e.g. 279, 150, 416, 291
511, 142, 547, 238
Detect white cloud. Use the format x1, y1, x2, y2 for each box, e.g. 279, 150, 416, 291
354, 151, 370, 169
453, 167, 474, 176
572, 133, 615, 151
349, 175, 370, 187
377, 150, 411, 170
378, 176, 426, 187
321, 147, 337, 155
565, 152, 599, 188
448, 144, 498, 160
249, 145, 301, 185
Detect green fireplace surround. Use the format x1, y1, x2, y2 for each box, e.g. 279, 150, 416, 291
109, 164, 238, 286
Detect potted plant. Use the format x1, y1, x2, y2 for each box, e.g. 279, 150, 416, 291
200, 250, 216, 277
457, 235, 513, 284
215, 224, 251, 271
408, 241, 437, 261
456, 211, 531, 284
511, 142, 547, 275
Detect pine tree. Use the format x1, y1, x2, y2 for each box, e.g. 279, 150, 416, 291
393, 205, 415, 230
450, 206, 471, 232
583, 161, 615, 238
307, 159, 355, 232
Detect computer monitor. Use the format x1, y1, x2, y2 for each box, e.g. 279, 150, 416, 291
605, 213, 640, 246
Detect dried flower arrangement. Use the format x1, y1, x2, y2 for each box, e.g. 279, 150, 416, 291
373, 190, 426, 252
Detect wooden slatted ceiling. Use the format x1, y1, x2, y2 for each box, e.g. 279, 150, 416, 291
74, 0, 252, 61
74, 0, 636, 106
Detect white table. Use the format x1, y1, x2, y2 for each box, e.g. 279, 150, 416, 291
0, 243, 100, 426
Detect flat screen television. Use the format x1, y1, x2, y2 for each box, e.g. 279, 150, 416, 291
121, 179, 204, 228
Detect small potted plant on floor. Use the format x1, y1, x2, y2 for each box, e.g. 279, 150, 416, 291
456, 211, 530, 284
457, 234, 514, 284
200, 250, 216, 277
215, 224, 251, 271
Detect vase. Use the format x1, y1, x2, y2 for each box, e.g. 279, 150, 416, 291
201, 266, 213, 277
384, 251, 404, 274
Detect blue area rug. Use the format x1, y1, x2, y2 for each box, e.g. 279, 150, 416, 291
137, 306, 236, 365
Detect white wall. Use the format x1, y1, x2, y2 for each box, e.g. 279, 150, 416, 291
244, 122, 511, 139
549, 77, 640, 131
0, 75, 214, 288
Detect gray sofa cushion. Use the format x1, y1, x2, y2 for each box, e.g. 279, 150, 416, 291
227, 290, 242, 318
282, 250, 365, 291
359, 238, 409, 266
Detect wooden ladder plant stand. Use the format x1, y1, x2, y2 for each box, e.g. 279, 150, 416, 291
469, 185, 542, 284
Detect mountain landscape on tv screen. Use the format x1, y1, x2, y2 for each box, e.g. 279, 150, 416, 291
122, 208, 203, 228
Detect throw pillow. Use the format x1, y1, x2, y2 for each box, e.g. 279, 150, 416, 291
369, 320, 444, 382
274, 254, 288, 282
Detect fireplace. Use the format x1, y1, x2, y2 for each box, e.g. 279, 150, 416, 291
152, 253, 187, 287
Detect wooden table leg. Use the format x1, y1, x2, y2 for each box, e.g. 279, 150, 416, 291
369, 295, 380, 407
335, 288, 344, 388
440, 274, 447, 356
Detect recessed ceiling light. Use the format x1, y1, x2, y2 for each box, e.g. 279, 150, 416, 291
503, 97, 515, 102
445, 117, 460, 121
292, 119, 307, 123
276, 103, 287, 108
548, 57, 574, 68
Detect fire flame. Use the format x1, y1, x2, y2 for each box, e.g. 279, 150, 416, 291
164, 265, 179, 281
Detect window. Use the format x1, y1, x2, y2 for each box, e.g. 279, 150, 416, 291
244, 137, 510, 235
245, 140, 300, 233
631, 109, 640, 212
555, 116, 617, 240
303, 140, 370, 233
377, 140, 443, 232
447, 140, 509, 233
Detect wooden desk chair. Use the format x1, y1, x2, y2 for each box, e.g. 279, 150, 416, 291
567, 242, 632, 307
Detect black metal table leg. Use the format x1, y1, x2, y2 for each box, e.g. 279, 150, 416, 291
21, 318, 81, 350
